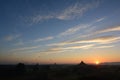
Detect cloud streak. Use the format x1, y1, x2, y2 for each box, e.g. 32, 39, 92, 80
96, 26, 120, 34
78, 25, 120, 39
30, 15, 54, 24
48, 35, 120, 47
25, 0, 99, 25
95, 45, 114, 48
96, 17, 105, 22
11, 45, 41, 51
57, 1, 99, 20
59, 24, 89, 37
34, 36, 53, 42
62, 44, 95, 50
40, 44, 95, 54
41, 42, 116, 54
68, 36, 120, 44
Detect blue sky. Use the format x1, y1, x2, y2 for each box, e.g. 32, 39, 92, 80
0, 0, 120, 64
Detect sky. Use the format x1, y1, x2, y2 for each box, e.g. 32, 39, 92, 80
0, 0, 120, 64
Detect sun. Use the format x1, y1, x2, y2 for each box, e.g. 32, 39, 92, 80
95, 61, 100, 65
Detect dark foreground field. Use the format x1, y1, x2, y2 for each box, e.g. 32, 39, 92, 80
0, 63, 120, 80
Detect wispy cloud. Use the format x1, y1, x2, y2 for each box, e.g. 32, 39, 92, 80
96, 17, 105, 22
11, 45, 41, 51
78, 25, 120, 39
34, 36, 53, 42
25, 0, 99, 25
69, 36, 120, 44
59, 24, 88, 37
4, 34, 21, 41
96, 26, 120, 34
44, 36, 117, 54
30, 15, 54, 25
41, 44, 94, 54
57, 17, 106, 38
62, 44, 95, 50
47, 42, 66, 47
57, 1, 99, 20
39, 47, 65, 54
48, 35, 120, 47
95, 45, 114, 48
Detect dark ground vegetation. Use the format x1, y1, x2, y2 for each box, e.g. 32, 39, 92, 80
0, 62, 120, 80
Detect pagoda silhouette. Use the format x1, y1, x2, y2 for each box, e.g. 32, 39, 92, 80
79, 61, 87, 66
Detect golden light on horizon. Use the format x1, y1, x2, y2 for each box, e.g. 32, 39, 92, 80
95, 60, 100, 65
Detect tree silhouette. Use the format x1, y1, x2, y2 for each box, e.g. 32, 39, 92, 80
16, 63, 26, 75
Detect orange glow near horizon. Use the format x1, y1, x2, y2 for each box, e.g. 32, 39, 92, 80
95, 60, 100, 65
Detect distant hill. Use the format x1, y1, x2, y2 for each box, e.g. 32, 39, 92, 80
101, 62, 120, 65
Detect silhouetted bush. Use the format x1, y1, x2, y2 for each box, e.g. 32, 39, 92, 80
16, 63, 26, 75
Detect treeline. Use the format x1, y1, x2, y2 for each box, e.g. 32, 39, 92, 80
0, 62, 120, 80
